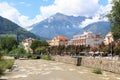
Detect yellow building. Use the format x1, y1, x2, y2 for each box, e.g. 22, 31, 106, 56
47, 35, 68, 46
104, 32, 114, 45
22, 38, 35, 53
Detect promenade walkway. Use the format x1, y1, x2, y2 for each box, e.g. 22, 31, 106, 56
1, 60, 120, 80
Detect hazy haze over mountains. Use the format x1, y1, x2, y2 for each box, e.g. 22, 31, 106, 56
30, 13, 110, 39
0, 12, 110, 40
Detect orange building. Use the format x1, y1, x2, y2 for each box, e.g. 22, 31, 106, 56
47, 35, 68, 46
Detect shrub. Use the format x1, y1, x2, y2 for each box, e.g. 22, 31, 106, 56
0, 66, 6, 74
41, 55, 52, 60
27, 55, 40, 59
0, 59, 14, 74
5, 59, 14, 69
0, 59, 6, 74
0, 53, 3, 59
93, 68, 102, 74
36, 56, 41, 59
0, 64, 5, 74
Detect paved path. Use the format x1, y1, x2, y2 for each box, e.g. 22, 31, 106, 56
1, 60, 120, 80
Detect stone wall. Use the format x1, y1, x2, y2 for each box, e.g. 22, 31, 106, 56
52, 56, 77, 65
81, 57, 120, 74
52, 56, 120, 74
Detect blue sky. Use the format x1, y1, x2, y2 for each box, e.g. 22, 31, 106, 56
0, 0, 54, 19
0, 0, 108, 19
0, 0, 111, 29
99, 0, 108, 6
16, 0, 54, 19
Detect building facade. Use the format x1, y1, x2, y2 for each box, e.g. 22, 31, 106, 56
104, 32, 114, 45
69, 31, 103, 47
22, 38, 35, 53
47, 35, 68, 46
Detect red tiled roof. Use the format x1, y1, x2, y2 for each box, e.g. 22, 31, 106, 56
23, 38, 35, 43
96, 35, 102, 38
55, 35, 68, 41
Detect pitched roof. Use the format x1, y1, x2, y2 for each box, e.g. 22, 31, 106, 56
55, 35, 68, 41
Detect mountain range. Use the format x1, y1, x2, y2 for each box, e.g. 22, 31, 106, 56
83, 21, 110, 37
0, 13, 111, 41
30, 13, 110, 39
0, 16, 39, 41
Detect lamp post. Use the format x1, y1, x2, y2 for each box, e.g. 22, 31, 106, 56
48, 46, 51, 56
111, 41, 113, 57
65, 44, 67, 56
75, 45, 77, 56
108, 36, 113, 57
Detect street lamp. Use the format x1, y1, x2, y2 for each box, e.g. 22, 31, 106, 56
110, 42, 113, 56
48, 46, 51, 55
108, 36, 113, 57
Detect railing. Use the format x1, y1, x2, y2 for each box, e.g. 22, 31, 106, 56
4, 54, 42, 59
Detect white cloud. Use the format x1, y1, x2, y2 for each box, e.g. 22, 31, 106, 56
18, 15, 44, 29
79, 1, 112, 28
40, 0, 112, 28
19, 2, 31, 7
80, 17, 100, 28
79, 14, 109, 28
0, 0, 112, 30
0, 2, 20, 24
40, 0, 100, 17
108, 0, 112, 3
0, 2, 43, 30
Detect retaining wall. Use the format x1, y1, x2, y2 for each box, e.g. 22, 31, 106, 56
52, 56, 120, 74
52, 56, 77, 65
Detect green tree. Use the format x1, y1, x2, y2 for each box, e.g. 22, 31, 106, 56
35, 47, 46, 54
114, 46, 120, 55
30, 40, 48, 53
108, 0, 120, 40
9, 47, 26, 55
30, 40, 41, 53
101, 46, 109, 53
57, 45, 65, 55
0, 51, 3, 59
0, 36, 18, 52
41, 41, 49, 46
113, 40, 120, 56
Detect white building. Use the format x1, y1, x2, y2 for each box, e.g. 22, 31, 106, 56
69, 31, 103, 47
22, 38, 35, 53
104, 32, 114, 45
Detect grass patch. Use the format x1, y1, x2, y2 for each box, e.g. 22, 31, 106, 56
93, 68, 102, 74
27, 55, 41, 59
41, 55, 53, 60
0, 59, 14, 75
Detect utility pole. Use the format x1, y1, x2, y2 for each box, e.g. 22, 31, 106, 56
16, 30, 19, 43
